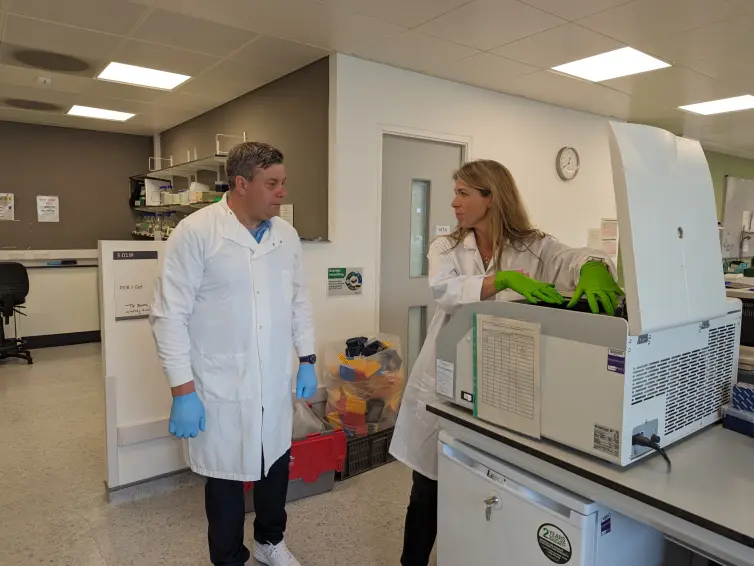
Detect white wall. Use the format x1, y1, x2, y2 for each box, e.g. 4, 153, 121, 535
304, 54, 618, 341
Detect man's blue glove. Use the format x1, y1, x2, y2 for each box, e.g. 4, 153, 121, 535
296, 364, 318, 399
169, 391, 206, 439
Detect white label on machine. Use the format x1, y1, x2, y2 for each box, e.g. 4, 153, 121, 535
593, 424, 620, 457
474, 314, 541, 438
113, 250, 159, 321
435, 359, 454, 398
537, 524, 572, 564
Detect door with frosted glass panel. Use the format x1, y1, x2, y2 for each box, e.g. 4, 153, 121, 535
379, 135, 464, 376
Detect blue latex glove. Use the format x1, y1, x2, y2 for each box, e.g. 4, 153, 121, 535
169, 391, 206, 439
296, 364, 318, 399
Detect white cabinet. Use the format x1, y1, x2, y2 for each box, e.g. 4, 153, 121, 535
438, 434, 665, 566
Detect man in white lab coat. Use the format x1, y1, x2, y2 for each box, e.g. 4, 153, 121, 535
151, 142, 317, 566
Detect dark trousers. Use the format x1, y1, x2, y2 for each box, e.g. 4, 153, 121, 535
401, 471, 438, 566
205, 450, 291, 566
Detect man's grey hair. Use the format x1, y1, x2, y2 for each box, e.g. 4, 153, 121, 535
225, 142, 284, 189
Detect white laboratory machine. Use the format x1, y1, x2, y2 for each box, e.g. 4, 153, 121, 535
438, 432, 666, 565
435, 122, 742, 466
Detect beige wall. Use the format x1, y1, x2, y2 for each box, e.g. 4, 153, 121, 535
160, 58, 329, 240
705, 150, 754, 219
0, 121, 152, 250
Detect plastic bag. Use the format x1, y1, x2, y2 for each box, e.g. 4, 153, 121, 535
323, 334, 405, 438
292, 400, 325, 440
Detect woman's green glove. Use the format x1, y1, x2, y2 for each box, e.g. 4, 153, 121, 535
567, 261, 624, 315
494, 271, 564, 305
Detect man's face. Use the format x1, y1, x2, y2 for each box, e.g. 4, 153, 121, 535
235, 164, 287, 223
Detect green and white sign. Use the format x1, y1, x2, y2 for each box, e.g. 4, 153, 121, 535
328, 267, 363, 297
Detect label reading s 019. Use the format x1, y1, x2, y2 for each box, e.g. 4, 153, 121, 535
537, 524, 572, 564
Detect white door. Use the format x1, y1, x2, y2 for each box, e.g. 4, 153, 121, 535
379, 134, 464, 375
438, 446, 592, 566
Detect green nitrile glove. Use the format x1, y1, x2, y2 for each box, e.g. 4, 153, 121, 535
494, 271, 565, 305
568, 261, 624, 315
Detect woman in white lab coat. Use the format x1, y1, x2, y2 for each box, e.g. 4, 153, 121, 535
389, 159, 622, 566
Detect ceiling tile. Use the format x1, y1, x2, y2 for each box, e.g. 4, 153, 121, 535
153, 0, 261, 31
0, 64, 93, 94
231, 36, 331, 73
0, 41, 102, 77
727, 0, 754, 11
235, 0, 406, 52
603, 66, 740, 107
354, 31, 479, 72
504, 70, 632, 118
638, 16, 754, 69
3, 15, 124, 61
0, 81, 77, 108
6, 0, 149, 36
84, 78, 175, 104
577, 0, 743, 49
178, 58, 287, 100
685, 57, 754, 92
132, 9, 258, 57
429, 53, 539, 91
322, 0, 475, 28
517, 0, 633, 20
416, 0, 566, 51
110, 39, 221, 76
492, 23, 622, 69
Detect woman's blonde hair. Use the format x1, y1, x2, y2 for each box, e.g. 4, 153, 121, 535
449, 159, 544, 267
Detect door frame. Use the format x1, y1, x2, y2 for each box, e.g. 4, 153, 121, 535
374, 125, 472, 334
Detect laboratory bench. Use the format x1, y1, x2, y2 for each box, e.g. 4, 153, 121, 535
428, 401, 754, 566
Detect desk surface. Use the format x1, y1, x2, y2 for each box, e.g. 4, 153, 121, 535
429, 402, 754, 563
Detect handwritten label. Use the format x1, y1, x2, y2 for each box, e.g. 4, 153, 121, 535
114, 250, 159, 321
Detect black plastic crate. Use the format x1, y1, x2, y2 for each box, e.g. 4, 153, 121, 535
338, 427, 395, 480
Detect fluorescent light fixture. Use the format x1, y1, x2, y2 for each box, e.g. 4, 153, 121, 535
68, 105, 135, 122
98, 62, 190, 90
552, 47, 670, 82
679, 95, 754, 115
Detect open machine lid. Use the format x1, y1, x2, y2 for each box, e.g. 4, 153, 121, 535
608, 122, 727, 335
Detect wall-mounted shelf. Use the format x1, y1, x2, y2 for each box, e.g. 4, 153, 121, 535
132, 154, 226, 181
133, 203, 213, 214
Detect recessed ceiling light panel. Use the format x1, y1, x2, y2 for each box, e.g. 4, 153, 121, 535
679, 95, 754, 115
552, 47, 670, 82
98, 62, 190, 90
68, 105, 135, 122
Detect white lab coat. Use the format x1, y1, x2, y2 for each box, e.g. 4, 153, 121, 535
150, 194, 315, 482
389, 232, 614, 480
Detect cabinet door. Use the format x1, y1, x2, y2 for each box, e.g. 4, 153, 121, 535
438, 451, 591, 566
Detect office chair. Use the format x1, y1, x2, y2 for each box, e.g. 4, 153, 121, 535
0, 262, 33, 365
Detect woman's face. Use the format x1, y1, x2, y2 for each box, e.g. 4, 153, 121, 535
452, 179, 492, 229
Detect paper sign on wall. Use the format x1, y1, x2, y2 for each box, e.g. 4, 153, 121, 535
328, 267, 363, 297
113, 251, 159, 321
36, 195, 59, 223
435, 225, 452, 236
0, 193, 14, 221
280, 204, 294, 226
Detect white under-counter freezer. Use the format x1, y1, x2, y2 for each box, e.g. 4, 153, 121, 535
438, 432, 665, 566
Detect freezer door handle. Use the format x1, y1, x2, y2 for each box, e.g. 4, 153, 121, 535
484, 495, 499, 521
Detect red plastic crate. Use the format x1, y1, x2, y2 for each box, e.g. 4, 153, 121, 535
243, 426, 347, 494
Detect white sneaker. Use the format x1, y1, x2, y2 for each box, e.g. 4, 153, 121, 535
253, 540, 301, 566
